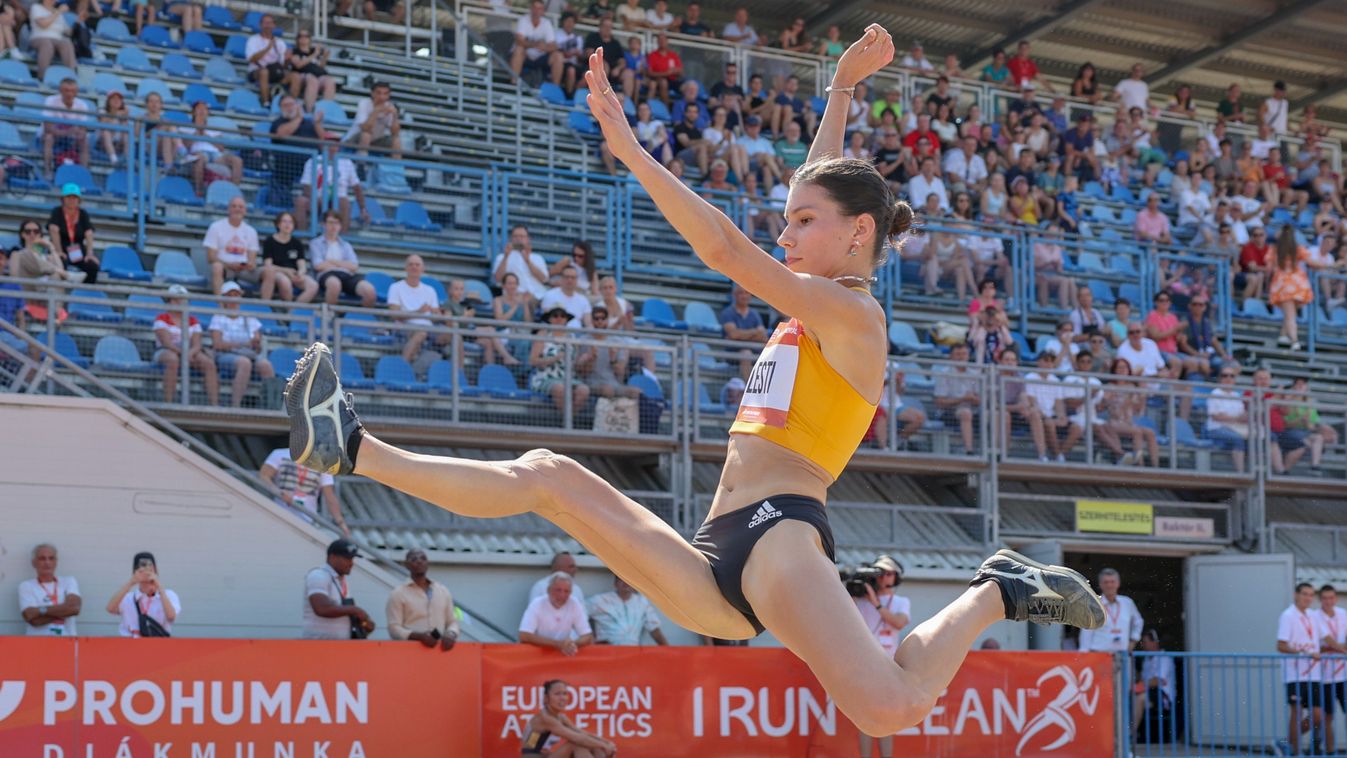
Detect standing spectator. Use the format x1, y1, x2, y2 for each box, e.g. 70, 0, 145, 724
1111, 63, 1150, 113
817, 24, 844, 57
587, 575, 668, 645
492, 224, 550, 300
387, 549, 460, 650
19, 543, 81, 636
107, 552, 181, 638
777, 17, 811, 54
1078, 568, 1143, 653
310, 211, 377, 306
269, 95, 322, 204
520, 572, 594, 655
1007, 40, 1049, 91
855, 555, 911, 758
296, 137, 370, 233
719, 6, 758, 46
1217, 83, 1246, 123
259, 447, 348, 535
343, 81, 402, 158
154, 285, 220, 405
41, 78, 92, 175
1260, 81, 1290, 135
644, 0, 673, 30
29, 0, 75, 81
260, 211, 319, 303
510, 1, 558, 81
1071, 62, 1102, 104
540, 265, 593, 328
980, 47, 1010, 85
388, 253, 446, 364
1134, 193, 1172, 245
362, 0, 404, 25
521, 681, 619, 756
205, 196, 260, 294
934, 342, 980, 453
1279, 583, 1326, 756
1135, 630, 1177, 740
245, 15, 296, 109
303, 538, 375, 640
1206, 366, 1249, 472
1268, 226, 1314, 350
529, 552, 586, 604
1317, 584, 1347, 754
287, 29, 337, 112
46, 183, 98, 284
209, 281, 275, 407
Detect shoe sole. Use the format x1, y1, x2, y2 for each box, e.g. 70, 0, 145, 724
995, 548, 1106, 629
285, 342, 329, 470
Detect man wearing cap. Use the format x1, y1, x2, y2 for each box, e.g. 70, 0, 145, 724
204, 196, 261, 295
41, 78, 92, 175
1079, 568, 1143, 653
854, 554, 910, 758
47, 183, 99, 284
209, 281, 276, 407
1260, 81, 1289, 135
738, 116, 782, 189
154, 285, 221, 405
387, 549, 460, 650
899, 40, 933, 71
303, 538, 376, 640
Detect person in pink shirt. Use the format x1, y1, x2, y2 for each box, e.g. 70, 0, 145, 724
1134, 192, 1172, 245
1143, 292, 1197, 379
966, 278, 1003, 324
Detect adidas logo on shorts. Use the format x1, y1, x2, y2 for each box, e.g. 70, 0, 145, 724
747, 501, 782, 529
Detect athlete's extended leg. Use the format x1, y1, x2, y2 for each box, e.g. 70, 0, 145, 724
286, 343, 752, 639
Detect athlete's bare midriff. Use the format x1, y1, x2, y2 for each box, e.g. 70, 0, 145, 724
707, 434, 834, 521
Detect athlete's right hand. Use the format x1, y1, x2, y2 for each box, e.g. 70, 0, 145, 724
832, 24, 894, 89
586, 50, 642, 166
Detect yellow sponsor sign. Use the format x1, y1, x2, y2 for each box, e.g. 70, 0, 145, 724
1075, 499, 1154, 534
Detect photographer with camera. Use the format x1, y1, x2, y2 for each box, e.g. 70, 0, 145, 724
106, 551, 180, 638
303, 538, 376, 640
845, 555, 910, 758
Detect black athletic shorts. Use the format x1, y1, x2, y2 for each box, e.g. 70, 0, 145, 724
1324, 681, 1346, 715
1288, 680, 1323, 708
318, 270, 365, 297
690, 494, 835, 635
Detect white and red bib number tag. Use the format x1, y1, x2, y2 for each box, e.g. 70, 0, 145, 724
735, 320, 801, 428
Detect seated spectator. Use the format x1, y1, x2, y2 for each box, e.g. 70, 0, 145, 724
602, 100, 671, 174
980, 47, 1010, 84
1236, 226, 1273, 302
205, 196, 260, 294
919, 220, 974, 301
29, 0, 75, 81
246, 14, 295, 109
585, 306, 639, 398
1134, 192, 1173, 246
967, 278, 1003, 321
1060, 349, 1113, 461
287, 29, 337, 112
493, 225, 550, 301
552, 11, 584, 94
673, 101, 710, 175
943, 136, 988, 197
47, 184, 98, 284
1062, 113, 1098, 181
530, 552, 585, 603
531, 307, 591, 412
740, 172, 782, 241
548, 241, 598, 294
1103, 358, 1159, 466
179, 100, 244, 195
154, 285, 220, 405
587, 575, 668, 645
968, 305, 1011, 364
1175, 296, 1226, 378
1107, 298, 1133, 347
908, 155, 949, 213
1206, 367, 1249, 472
1070, 284, 1108, 343
259, 446, 348, 535
595, 275, 634, 331
999, 349, 1049, 459
701, 158, 736, 197
20, 543, 82, 637
310, 211, 376, 306
303, 539, 375, 640
1116, 323, 1170, 380
1024, 349, 1067, 461
934, 342, 979, 453
677, 1, 711, 36
720, 283, 766, 343
720, 6, 759, 46
980, 172, 1012, 223
1085, 332, 1113, 372
1143, 292, 1192, 377
1268, 226, 1316, 350
260, 211, 318, 303
1040, 320, 1079, 371
773, 120, 809, 173
615, 0, 644, 30
10, 221, 69, 309
540, 265, 593, 328
98, 91, 130, 166
296, 138, 369, 233
495, 272, 538, 361
0, 0, 19, 56
363, 0, 405, 25
510, 1, 558, 81
708, 62, 744, 125
1031, 224, 1071, 309
519, 572, 594, 656
644, 31, 681, 103
704, 107, 750, 185
269, 95, 323, 203
1174, 173, 1215, 245
845, 130, 872, 161
772, 75, 816, 138
209, 281, 275, 407
106, 552, 180, 637
1282, 377, 1334, 473
41, 78, 92, 174
522, 680, 618, 757
583, 16, 628, 82
343, 81, 402, 158
387, 549, 460, 650
163, 0, 201, 33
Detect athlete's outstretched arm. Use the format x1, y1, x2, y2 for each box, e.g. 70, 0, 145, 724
805, 26, 893, 165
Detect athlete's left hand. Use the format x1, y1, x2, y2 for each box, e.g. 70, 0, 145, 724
586, 51, 642, 166
833, 24, 894, 90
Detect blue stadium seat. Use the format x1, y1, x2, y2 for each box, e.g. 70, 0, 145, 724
683, 301, 720, 334
478, 364, 531, 400
336, 352, 376, 390
1088, 281, 1115, 305
0, 59, 35, 86
241, 11, 264, 31
1082, 181, 1107, 200
395, 201, 443, 232
1110, 185, 1136, 204
203, 5, 241, 29
366, 197, 396, 227
183, 30, 222, 55
1173, 417, 1215, 450
102, 246, 152, 282
238, 302, 288, 338
162, 110, 193, 125
370, 162, 412, 195
93, 335, 152, 372
427, 360, 482, 396
697, 383, 726, 415
124, 294, 164, 326
1118, 207, 1138, 226
253, 184, 291, 215
226, 89, 267, 116
204, 180, 243, 208
364, 271, 394, 303
182, 83, 222, 109
1110, 254, 1139, 276
463, 279, 493, 305
1235, 299, 1271, 320
1329, 307, 1347, 327
204, 57, 245, 85
1074, 252, 1107, 274
161, 53, 201, 80
1118, 283, 1143, 306
647, 99, 671, 122
93, 71, 128, 95
634, 298, 686, 329
268, 347, 303, 377
374, 355, 429, 393
140, 24, 180, 49
207, 114, 240, 132
0, 121, 23, 150
1089, 205, 1116, 223
135, 77, 176, 104
422, 277, 448, 302
342, 312, 395, 345
568, 111, 601, 136
628, 373, 663, 400
54, 164, 101, 196
313, 99, 350, 126
538, 83, 568, 107
68, 290, 122, 323
154, 250, 207, 286
41, 65, 79, 90
95, 16, 134, 41
224, 35, 249, 60
157, 176, 203, 207
115, 46, 157, 74
53, 333, 89, 368
888, 321, 936, 353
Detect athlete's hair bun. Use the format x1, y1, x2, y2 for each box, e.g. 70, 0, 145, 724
890, 201, 913, 237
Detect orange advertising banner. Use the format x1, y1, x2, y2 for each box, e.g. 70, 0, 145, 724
0, 638, 1112, 758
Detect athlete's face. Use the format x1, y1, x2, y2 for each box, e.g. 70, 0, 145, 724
545, 682, 570, 712
777, 182, 871, 279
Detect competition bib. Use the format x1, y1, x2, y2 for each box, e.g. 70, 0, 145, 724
735, 320, 801, 428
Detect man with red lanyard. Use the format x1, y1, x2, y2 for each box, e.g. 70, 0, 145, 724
1279, 582, 1326, 756
1318, 584, 1347, 754
46, 183, 99, 284
259, 447, 349, 536
854, 555, 910, 758
1078, 568, 1143, 654
18, 543, 82, 636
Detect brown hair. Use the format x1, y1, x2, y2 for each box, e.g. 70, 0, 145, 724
790, 157, 912, 266
1275, 225, 1299, 271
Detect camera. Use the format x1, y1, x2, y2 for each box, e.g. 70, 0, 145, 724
839, 565, 885, 598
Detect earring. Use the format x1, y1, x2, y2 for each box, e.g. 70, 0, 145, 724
848, 241, 859, 257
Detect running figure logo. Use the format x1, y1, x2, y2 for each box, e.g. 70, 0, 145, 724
1015, 665, 1100, 755
747, 501, 781, 529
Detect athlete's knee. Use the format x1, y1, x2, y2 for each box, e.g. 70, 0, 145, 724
847, 682, 937, 736
512, 448, 585, 499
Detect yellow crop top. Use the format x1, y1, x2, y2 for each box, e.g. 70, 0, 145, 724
729, 317, 878, 480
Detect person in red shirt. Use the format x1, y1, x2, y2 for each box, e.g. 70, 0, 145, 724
1006, 40, 1049, 91
902, 112, 939, 157
645, 32, 683, 105
1236, 226, 1272, 302
152, 285, 220, 405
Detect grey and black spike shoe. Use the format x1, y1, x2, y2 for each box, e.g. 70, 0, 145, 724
284, 343, 363, 476
970, 549, 1106, 629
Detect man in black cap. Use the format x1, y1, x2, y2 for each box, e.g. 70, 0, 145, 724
302, 538, 376, 640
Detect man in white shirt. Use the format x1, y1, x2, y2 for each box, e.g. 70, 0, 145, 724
295, 140, 370, 233
907, 156, 949, 213
18, 543, 81, 637
1249, 123, 1279, 161
1111, 63, 1150, 114
942, 136, 988, 195
42, 78, 93, 173
1135, 629, 1177, 738
204, 196, 261, 294
1059, 349, 1105, 462
899, 40, 934, 71
343, 81, 403, 159
540, 265, 593, 328
302, 539, 376, 640
244, 14, 296, 108
644, 0, 674, 30
259, 448, 348, 535
387, 254, 446, 362
493, 224, 551, 300
1116, 325, 1169, 378
519, 572, 594, 655
1079, 568, 1143, 653
510, 0, 558, 80
1024, 349, 1067, 462
720, 7, 759, 46
1318, 584, 1347, 754
587, 575, 668, 646
1260, 80, 1290, 135
528, 551, 586, 605
1279, 582, 1326, 755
